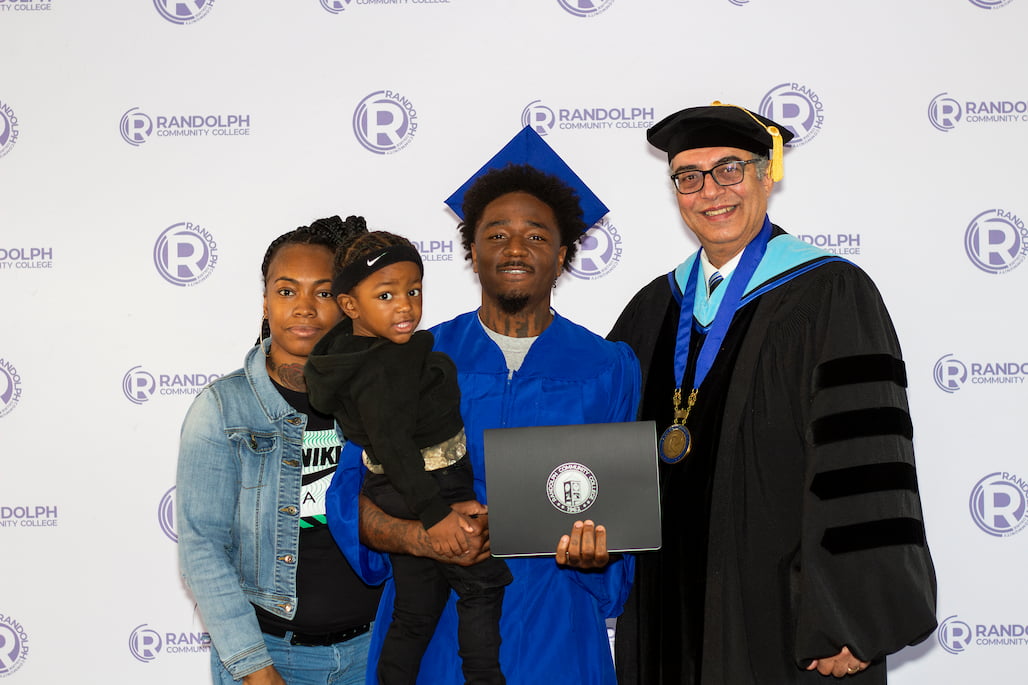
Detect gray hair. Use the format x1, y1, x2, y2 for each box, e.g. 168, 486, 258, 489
752, 154, 771, 179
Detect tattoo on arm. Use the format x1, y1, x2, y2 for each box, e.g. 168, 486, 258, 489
359, 495, 434, 557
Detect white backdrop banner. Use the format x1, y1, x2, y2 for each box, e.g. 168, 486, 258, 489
1, 0, 1026, 682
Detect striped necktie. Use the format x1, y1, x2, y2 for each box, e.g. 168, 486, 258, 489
708, 270, 724, 296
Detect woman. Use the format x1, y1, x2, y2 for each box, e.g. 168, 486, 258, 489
177, 216, 381, 685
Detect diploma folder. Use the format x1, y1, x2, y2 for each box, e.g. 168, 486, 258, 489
482, 421, 662, 557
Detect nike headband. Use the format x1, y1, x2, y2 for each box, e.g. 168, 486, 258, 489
332, 244, 424, 296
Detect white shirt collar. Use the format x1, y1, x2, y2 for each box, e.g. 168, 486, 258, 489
700, 249, 743, 296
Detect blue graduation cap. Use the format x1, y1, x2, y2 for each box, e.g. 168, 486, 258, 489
444, 126, 609, 227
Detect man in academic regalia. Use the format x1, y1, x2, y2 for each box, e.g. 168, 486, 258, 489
608, 102, 938, 684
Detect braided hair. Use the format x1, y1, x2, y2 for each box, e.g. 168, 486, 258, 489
258, 215, 367, 341
334, 230, 417, 276
261, 215, 367, 285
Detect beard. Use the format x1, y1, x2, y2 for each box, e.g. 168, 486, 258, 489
497, 292, 530, 315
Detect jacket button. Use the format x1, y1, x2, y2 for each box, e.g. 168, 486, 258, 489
287, 416, 303, 425
278, 554, 295, 564
283, 459, 300, 467
281, 506, 298, 515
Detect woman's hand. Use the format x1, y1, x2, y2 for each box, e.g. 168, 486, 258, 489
242, 664, 287, 685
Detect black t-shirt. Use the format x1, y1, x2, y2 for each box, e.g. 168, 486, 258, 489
254, 381, 381, 634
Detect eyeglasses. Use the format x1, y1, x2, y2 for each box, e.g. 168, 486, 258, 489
670, 159, 762, 195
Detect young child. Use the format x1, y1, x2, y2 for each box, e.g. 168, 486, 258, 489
305, 229, 511, 685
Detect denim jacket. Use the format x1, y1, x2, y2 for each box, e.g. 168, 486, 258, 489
177, 342, 335, 679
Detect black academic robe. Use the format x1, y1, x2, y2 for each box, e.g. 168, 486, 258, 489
608, 244, 938, 685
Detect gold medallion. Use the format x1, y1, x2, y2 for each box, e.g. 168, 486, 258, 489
660, 424, 691, 464
660, 387, 698, 464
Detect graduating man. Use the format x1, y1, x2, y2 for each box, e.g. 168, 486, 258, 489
324, 128, 641, 684
608, 102, 937, 684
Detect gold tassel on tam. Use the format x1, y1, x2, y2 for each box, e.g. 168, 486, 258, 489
710, 100, 785, 182
767, 125, 784, 182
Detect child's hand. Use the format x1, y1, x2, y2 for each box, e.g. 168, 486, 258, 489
450, 499, 487, 518
427, 511, 472, 556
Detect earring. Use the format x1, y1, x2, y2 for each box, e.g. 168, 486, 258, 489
260, 317, 271, 357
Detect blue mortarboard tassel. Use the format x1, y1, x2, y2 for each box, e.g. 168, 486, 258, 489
444, 126, 609, 227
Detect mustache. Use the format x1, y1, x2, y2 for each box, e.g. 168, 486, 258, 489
499, 261, 532, 271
